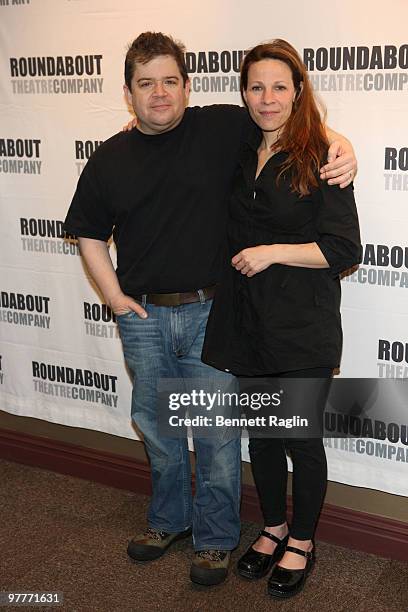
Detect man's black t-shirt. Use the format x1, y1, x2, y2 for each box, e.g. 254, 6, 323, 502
64, 105, 249, 296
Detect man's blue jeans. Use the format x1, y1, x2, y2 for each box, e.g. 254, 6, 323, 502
117, 299, 241, 551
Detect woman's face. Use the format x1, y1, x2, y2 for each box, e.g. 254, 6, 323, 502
243, 58, 296, 135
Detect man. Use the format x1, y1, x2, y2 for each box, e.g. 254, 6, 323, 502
64, 32, 357, 586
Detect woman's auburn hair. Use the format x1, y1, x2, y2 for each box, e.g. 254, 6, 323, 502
240, 39, 329, 196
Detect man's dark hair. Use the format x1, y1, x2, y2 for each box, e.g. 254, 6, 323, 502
125, 32, 188, 89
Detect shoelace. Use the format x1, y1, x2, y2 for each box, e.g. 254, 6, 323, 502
145, 528, 168, 541
197, 550, 226, 562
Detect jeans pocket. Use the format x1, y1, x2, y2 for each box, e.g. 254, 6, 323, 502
116, 310, 136, 320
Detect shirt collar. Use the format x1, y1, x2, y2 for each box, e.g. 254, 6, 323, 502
243, 121, 289, 163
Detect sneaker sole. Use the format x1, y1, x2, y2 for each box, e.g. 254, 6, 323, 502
127, 527, 192, 562
190, 566, 228, 586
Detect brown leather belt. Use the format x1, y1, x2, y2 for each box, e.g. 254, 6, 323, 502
134, 285, 217, 307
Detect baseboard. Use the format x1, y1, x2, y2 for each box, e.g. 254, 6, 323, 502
0, 427, 407, 562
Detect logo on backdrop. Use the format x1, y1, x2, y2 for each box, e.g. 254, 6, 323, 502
384, 147, 408, 192
83, 302, 119, 339
0, 291, 51, 329
32, 360, 119, 408
325, 377, 407, 463
20, 217, 79, 256
0, 0, 31, 7
342, 243, 408, 289
303, 44, 408, 92
324, 437, 407, 463
75, 139, 103, 176
0, 355, 3, 386
186, 49, 246, 93
377, 338, 408, 378
9, 54, 103, 95
0, 138, 41, 175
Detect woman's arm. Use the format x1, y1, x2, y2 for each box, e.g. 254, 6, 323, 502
231, 243, 328, 277
232, 183, 362, 278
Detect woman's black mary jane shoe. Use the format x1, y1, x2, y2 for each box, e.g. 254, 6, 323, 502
237, 531, 289, 580
267, 544, 315, 598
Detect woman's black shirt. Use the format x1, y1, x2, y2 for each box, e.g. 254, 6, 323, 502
202, 128, 362, 375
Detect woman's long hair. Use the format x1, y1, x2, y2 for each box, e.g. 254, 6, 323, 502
240, 39, 329, 196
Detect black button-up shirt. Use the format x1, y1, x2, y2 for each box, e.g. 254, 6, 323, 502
202, 128, 362, 375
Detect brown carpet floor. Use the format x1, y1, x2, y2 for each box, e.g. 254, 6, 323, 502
1, 458, 407, 612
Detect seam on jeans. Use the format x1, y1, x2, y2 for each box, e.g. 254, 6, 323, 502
182, 299, 211, 357
171, 307, 182, 355
181, 439, 192, 526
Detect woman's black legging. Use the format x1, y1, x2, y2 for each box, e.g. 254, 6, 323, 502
247, 367, 332, 541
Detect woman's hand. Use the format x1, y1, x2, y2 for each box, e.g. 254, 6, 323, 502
122, 117, 137, 131
232, 243, 328, 276
232, 245, 275, 277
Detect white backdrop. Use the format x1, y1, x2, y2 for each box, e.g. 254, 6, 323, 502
1, 0, 407, 496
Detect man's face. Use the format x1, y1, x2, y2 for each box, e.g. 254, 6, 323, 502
124, 55, 190, 135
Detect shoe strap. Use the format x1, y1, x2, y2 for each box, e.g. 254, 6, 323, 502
285, 545, 313, 559
259, 530, 287, 545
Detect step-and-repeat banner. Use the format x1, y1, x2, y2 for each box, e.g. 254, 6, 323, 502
0, 0, 407, 496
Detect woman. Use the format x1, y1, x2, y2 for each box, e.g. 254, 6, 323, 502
202, 39, 362, 598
